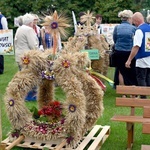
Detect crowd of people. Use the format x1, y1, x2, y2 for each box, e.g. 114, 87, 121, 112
93, 10, 150, 98
0, 12, 63, 73
88, 10, 150, 95
1, 9, 150, 96
111, 10, 150, 98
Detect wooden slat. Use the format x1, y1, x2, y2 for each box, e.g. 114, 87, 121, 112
2, 137, 65, 149
111, 115, 150, 123
77, 125, 102, 149
87, 125, 110, 150
5, 135, 24, 150
141, 145, 150, 150
143, 107, 150, 118
55, 140, 67, 150
142, 123, 150, 134
116, 98, 150, 107
18, 137, 64, 149
116, 85, 150, 96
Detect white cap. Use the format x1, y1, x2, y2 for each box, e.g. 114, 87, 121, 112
23, 13, 34, 25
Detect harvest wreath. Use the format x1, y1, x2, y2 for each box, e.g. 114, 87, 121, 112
4, 50, 104, 147
4, 11, 104, 148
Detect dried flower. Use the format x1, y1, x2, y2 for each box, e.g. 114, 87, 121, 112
66, 136, 74, 144
41, 70, 55, 80
69, 104, 76, 113
62, 60, 70, 68
51, 22, 58, 29
9, 99, 15, 106
22, 56, 30, 64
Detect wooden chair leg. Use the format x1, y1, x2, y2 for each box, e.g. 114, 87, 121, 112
126, 123, 134, 149
131, 124, 134, 144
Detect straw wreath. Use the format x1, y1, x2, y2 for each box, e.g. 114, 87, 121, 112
3, 10, 105, 147
4, 49, 104, 147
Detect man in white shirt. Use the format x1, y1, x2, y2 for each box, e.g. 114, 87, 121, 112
0, 12, 8, 74
126, 12, 150, 98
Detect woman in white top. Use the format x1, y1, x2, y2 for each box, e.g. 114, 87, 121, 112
14, 13, 39, 69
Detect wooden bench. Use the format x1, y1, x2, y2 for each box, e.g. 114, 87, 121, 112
111, 85, 150, 150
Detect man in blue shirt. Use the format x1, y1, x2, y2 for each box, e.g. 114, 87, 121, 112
0, 12, 8, 74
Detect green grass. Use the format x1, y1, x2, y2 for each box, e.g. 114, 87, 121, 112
0, 55, 150, 150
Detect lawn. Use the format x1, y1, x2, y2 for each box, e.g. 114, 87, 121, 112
0, 55, 150, 150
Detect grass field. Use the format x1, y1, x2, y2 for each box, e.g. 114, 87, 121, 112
0, 55, 150, 150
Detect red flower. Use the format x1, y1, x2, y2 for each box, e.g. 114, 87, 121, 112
38, 110, 43, 116
51, 101, 60, 107
38, 101, 63, 120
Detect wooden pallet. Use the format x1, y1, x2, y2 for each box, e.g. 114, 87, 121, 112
0, 125, 110, 150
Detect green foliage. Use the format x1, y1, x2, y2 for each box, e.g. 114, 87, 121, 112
30, 106, 40, 119
93, 0, 138, 23
0, 0, 146, 35
0, 0, 34, 29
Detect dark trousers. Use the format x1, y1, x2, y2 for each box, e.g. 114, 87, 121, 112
136, 67, 150, 98
114, 50, 137, 86
0, 55, 4, 74
136, 67, 150, 86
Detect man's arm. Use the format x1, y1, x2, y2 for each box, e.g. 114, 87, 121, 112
125, 29, 143, 68
125, 46, 139, 68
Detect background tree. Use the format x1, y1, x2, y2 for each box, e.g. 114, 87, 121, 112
93, 0, 141, 23
0, 0, 149, 37
0, 0, 35, 30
